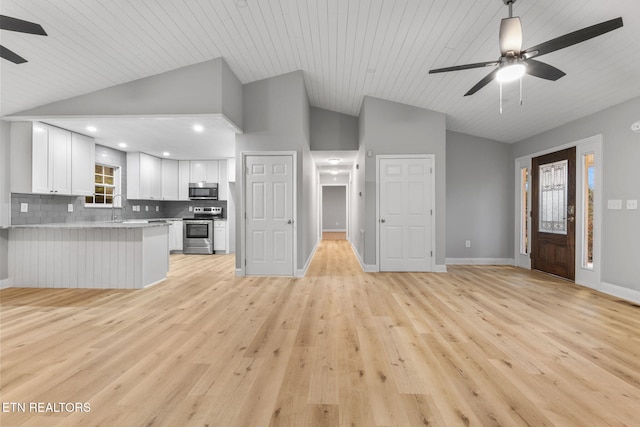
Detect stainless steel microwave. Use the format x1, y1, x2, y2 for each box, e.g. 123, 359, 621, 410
188, 182, 218, 200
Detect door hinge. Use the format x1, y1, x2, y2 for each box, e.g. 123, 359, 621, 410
430, 209, 433, 215
430, 251, 433, 257
244, 259, 246, 266
430, 168, 433, 174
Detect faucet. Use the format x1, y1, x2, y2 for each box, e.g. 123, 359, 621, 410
111, 194, 124, 223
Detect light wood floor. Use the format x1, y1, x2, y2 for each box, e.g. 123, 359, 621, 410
1, 240, 639, 426
322, 231, 346, 240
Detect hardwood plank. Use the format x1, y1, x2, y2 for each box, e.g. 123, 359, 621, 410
1, 241, 640, 426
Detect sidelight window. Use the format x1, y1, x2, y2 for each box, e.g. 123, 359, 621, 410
539, 160, 568, 234
520, 167, 529, 254
582, 153, 595, 269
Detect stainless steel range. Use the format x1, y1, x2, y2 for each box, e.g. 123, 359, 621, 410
183, 206, 222, 254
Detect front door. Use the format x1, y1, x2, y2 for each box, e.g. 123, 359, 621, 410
245, 155, 294, 276
379, 157, 433, 272
531, 147, 576, 280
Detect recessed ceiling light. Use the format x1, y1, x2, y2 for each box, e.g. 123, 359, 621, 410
330, 170, 339, 175
86, 126, 97, 133
162, 152, 170, 157
193, 124, 204, 132
118, 142, 127, 148
328, 158, 341, 165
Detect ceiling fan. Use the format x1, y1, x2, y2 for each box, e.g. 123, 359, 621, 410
0, 15, 48, 64
429, 0, 623, 97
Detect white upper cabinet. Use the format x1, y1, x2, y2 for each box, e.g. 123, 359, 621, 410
127, 152, 162, 200
71, 133, 95, 196
11, 122, 95, 197
32, 124, 72, 195
161, 159, 179, 200
218, 160, 228, 201
190, 160, 219, 183
178, 161, 190, 201
228, 158, 236, 182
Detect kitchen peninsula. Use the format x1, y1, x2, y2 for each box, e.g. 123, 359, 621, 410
8, 221, 169, 289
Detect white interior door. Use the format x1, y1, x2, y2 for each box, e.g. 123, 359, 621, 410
379, 157, 433, 272
245, 155, 294, 276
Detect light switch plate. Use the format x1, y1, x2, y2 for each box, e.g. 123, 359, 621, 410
156, 206, 159, 212
68, 204, 74, 213
20, 203, 28, 213
145, 206, 149, 212
627, 200, 638, 210
608, 199, 622, 210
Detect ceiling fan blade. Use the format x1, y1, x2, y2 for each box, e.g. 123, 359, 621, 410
525, 59, 566, 81
464, 68, 499, 96
0, 15, 47, 35
499, 17, 522, 55
522, 17, 623, 59
0, 44, 28, 64
429, 60, 498, 74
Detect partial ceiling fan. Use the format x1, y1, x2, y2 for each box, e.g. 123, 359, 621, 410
0, 15, 48, 64
429, 0, 623, 98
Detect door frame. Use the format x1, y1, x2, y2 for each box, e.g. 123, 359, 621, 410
239, 151, 297, 277
376, 154, 436, 272
513, 134, 602, 288
319, 182, 350, 239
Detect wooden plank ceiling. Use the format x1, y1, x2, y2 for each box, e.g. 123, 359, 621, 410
1, 0, 639, 143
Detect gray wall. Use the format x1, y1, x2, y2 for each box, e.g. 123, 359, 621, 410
9, 59, 242, 125
446, 131, 513, 259
513, 96, 640, 292
310, 107, 358, 151
0, 120, 10, 282
323, 186, 346, 231
358, 96, 447, 267
235, 71, 318, 271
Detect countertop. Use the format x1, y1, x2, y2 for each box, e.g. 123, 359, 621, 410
10, 221, 171, 230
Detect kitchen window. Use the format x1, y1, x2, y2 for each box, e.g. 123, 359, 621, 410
85, 164, 121, 207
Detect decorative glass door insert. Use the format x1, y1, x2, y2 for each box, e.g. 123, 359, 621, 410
539, 160, 568, 234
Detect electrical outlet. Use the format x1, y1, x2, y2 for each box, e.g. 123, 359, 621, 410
20, 203, 28, 213
608, 199, 622, 210
145, 206, 149, 212
189, 206, 193, 212
156, 206, 159, 212
465, 240, 471, 248
627, 200, 638, 210
67, 204, 74, 213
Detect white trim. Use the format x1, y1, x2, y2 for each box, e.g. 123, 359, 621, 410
235, 268, 242, 277
434, 264, 448, 273
240, 151, 297, 277
296, 239, 320, 277
322, 229, 347, 232
600, 282, 640, 305
514, 158, 531, 269
350, 240, 377, 272
446, 258, 515, 266
0, 278, 10, 289
143, 278, 166, 288
376, 154, 436, 272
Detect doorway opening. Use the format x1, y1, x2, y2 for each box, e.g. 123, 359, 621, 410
320, 184, 348, 241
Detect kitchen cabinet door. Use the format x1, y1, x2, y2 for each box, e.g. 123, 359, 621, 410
168, 220, 183, 251
32, 124, 72, 195
71, 133, 95, 196
205, 160, 219, 183
178, 160, 190, 200
213, 221, 227, 253
139, 153, 161, 200
161, 159, 179, 200
218, 160, 228, 201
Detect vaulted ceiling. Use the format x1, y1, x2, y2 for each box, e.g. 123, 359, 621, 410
2, 0, 640, 143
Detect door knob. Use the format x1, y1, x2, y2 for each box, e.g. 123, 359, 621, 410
287, 220, 293, 224
380, 219, 386, 223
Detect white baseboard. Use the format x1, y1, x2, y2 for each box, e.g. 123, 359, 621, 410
434, 264, 448, 273
296, 239, 320, 277
349, 241, 374, 272
235, 268, 243, 277
322, 229, 346, 232
600, 282, 640, 305
446, 258, 515, 266
0, 278, 10, 289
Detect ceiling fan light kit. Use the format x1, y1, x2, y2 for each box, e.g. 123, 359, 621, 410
428, 0, 624, 112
